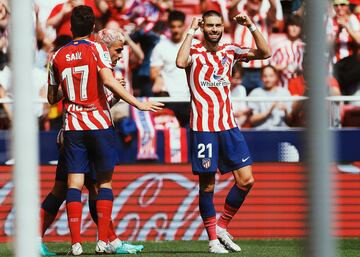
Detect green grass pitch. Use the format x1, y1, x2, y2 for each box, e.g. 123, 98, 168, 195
0, 239, 360, 257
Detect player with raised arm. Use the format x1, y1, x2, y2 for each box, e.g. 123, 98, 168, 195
47, 6, 162, 255
176, 10, 271, 253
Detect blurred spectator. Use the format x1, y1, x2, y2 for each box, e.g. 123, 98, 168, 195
230, 63, 251, 127
235, 0, 284, 31
96, 0, 139, 30
248, 65, 292, 129
130, 21, 164, 96
271, 15, 305, 95
327, 0, 360, 64
103, 0, 172, 31
45, 35, 73, 131
0, 65, 48, 128
150, 10, 188, 97
150, 10, 190, 126
232, 0, 278, 94
46, 0, 105, 37
327, 0, 360, 95
334, 47, 360, 98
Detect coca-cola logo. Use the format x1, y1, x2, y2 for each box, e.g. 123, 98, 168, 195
0, 170, 233, 241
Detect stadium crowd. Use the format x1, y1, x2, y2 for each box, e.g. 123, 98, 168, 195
0, 0, 360, 130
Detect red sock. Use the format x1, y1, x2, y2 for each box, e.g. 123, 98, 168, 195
217, 203, 239, 229
66, 202, 82, 244
96, 200, 113, 242
108, 220, 118, 242
40, 208, 56, 237
203, 216, 217, 241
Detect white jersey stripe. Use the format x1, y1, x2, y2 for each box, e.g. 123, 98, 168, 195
93, 110, 108, 128
71, 113, 83, 130
81, 112, 98, 130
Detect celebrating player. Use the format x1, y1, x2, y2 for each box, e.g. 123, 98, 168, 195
47, 6, 163, 255
176, 10, 271, 253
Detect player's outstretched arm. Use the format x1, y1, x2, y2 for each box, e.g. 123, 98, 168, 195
234, 13, 271, 60
176, 17, 201, 69
100, 68, 164, 112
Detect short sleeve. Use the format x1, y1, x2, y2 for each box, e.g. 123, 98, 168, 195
150, 41, 164, 67
92, 42, 112, 70
231, 44, 250, 62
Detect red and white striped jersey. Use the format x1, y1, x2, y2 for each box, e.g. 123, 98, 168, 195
234, 11, 270, 68
326, 14, 360, 63
186, 42, 250, 132
271, 38, 305, 88
48, 40, 113, 131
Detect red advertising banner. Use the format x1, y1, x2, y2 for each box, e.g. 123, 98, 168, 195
0, 163, 359, 242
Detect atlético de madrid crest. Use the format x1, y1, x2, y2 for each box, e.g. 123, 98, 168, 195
202, 158, 211, 169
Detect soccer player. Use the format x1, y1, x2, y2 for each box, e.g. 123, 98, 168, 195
47, 6, 162, 255
41, 29, 144, 256
176, 10, 271, 253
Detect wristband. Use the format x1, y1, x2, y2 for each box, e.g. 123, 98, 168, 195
187, 28, 195, 36
248, 23, 257, 32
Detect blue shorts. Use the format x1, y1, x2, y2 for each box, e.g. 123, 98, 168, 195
190, 127, 253, 174
55, 147, 97, 182
63, 127, 119, 174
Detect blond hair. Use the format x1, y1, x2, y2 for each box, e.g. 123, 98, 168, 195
96, 28, 125, 47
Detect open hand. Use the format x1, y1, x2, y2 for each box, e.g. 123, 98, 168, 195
138, 101, 164, 112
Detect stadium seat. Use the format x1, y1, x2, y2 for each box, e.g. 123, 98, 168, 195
341, 105, 360, 127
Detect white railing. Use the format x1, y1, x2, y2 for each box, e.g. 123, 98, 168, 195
1, 95, 360, 128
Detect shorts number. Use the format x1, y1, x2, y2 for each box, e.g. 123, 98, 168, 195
62, 65, 89, 101
198, 143, 212, 158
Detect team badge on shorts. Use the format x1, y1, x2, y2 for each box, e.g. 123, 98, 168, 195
202, 158, 211, 169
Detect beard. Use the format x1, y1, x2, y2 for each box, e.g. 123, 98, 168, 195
204, 31, 222, 43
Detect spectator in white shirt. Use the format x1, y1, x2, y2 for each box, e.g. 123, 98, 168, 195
150, 10, 189, 98
150, 10, 191, 126
248, 65, 292, 129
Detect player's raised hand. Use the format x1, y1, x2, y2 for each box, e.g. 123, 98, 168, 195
233, 13, 252, 27
138, 101, 164, 112
190, 17, 202, 30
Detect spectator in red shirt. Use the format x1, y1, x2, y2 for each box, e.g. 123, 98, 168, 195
47, 0, 104, 37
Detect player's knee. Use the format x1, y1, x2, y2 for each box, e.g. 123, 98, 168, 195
67, 179, 84, 190
236, 175, 255, 190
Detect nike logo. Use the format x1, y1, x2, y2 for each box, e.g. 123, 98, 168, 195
242, 157, 250, 162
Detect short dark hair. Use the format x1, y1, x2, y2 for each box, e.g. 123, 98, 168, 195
168, 10, 186, 23
285, 15, 302, 28
202, 10, 223, 22
71, 5, 95, 38
53, 35, 73, 52
261, 65, 279, 78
